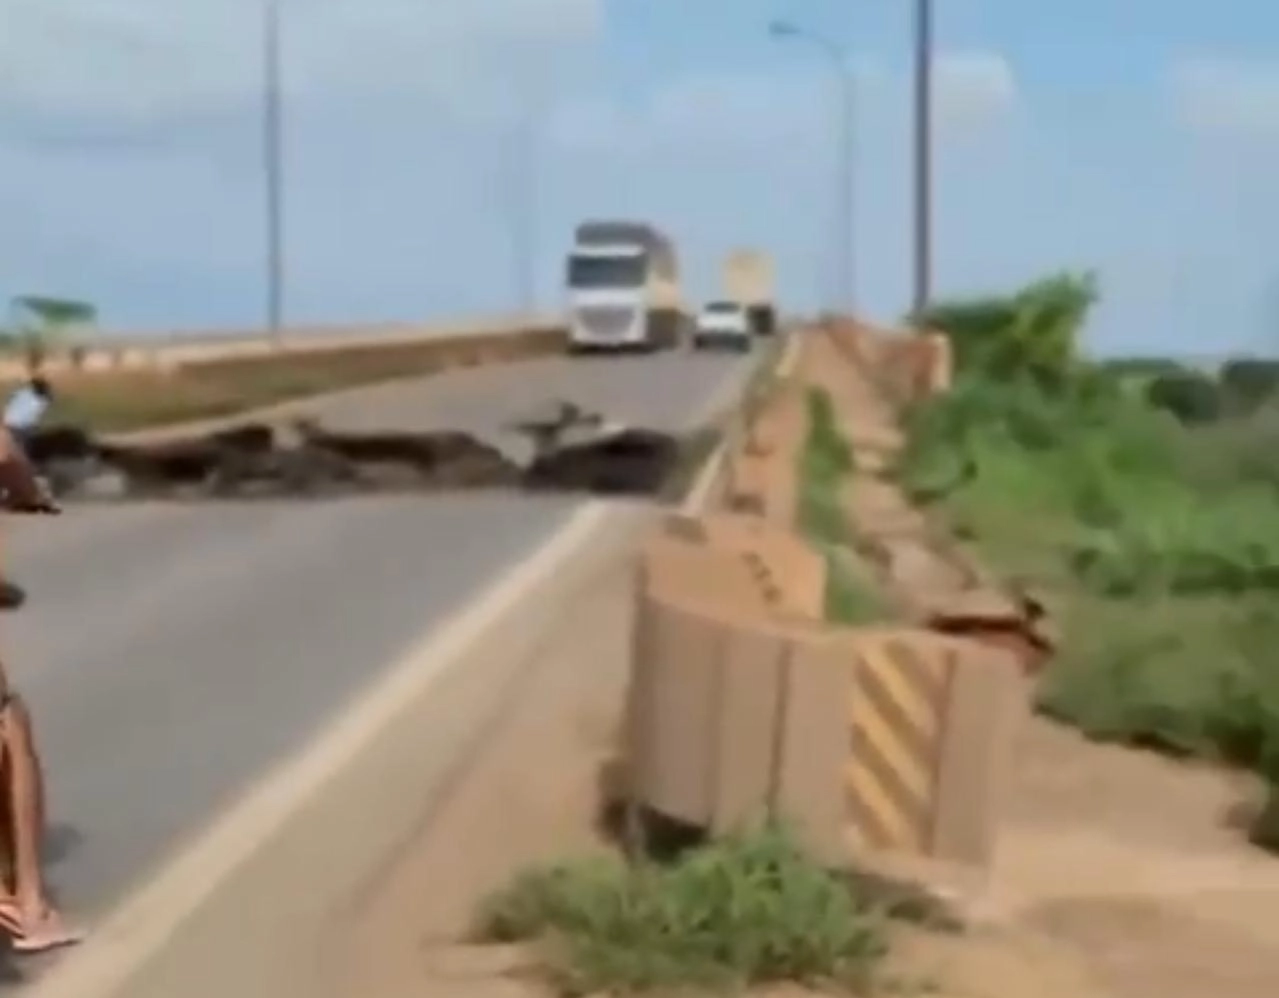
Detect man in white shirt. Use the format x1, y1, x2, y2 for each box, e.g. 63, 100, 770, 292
2, 377, 52, 455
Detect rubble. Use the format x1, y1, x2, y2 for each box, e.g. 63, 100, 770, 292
25, 401, 690, 503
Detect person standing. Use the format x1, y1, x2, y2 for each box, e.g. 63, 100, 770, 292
0, 378, 54, 611
0, 423, 79, 953
2, 377, 53, 458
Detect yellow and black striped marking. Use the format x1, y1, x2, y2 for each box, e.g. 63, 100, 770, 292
845, 636, 953, 854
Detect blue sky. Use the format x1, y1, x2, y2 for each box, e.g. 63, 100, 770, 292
2, 0, 1278, 356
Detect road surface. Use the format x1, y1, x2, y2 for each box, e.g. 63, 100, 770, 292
5, 350, 754, 936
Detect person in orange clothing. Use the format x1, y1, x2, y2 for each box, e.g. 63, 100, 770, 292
0, 424, 82, 953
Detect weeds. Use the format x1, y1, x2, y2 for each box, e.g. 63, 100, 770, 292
474, 826, 889, 996
797, 387, 886, 623
899, 274, 1279, 836
798, 387, 854, 543
825, 549, 886, 624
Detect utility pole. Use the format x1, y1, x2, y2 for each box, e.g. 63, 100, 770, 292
263, 0, 285, 343
911, 0, 933, 322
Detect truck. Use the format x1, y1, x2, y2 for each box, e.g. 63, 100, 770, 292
722, 250, 776, 336
565, 221, 684, 352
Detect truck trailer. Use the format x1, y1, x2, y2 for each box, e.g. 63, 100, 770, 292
722, 249, 776, 336
565, 221, 684, 352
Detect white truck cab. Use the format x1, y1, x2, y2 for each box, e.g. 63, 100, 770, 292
692, 301, 752, 352
565, 220, 683, 353
565, 243, 649, 351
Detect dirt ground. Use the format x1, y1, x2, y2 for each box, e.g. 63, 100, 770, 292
331, 545, 1279, 998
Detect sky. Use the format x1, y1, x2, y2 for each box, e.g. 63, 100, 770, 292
1, 0, 1279, 356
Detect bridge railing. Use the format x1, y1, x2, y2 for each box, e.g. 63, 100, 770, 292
0, 312, 562, 379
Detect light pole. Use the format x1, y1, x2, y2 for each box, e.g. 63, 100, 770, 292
263, 0, 285, 343
911, 0, 933, 321
769, 19, 856, 317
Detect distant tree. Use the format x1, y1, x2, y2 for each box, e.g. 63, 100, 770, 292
1099, 357, 1187, 378
1145, 370, 1222, 425
1219, 358, 1279, 416
7, 295, 97, 368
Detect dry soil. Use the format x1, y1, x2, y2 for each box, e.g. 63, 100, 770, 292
331, 548, 1279, 998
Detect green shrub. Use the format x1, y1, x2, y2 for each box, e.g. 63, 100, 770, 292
898, 274, 1279, 799
796, 387, 886, 624
824, 549, 886, 624
913, 270, 1096, 385
474, 827, 889, 995
1145, 370, 1222, 424
1219, 358, 1279, 415
1040, 596, 1279, 768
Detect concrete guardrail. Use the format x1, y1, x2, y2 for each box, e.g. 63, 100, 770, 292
0, 312, 563, 380
622, 322, 1029, 876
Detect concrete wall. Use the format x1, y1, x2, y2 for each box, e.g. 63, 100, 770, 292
0, 312, 560, 381
721, 379, 806, 522
627, 523, 1025, 869
623, 320, 1028, 875
820, 316, 952, 404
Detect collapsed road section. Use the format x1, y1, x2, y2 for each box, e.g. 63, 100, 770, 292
23, 400, 691, 503
2, 347, 758, 981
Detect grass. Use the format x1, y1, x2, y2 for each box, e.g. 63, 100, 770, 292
31, 332, 562, 432
894, 362, 1279, 844
473, 826, 890, 996
797, 387, 886, 624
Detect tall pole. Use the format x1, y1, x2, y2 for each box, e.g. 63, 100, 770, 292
263, 0, 285, 343
769, 21, 855, 317
911, 0, 933, 321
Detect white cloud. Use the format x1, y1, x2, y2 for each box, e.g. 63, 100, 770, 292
549, 69, 836, 152
934, 52, 1018, 126
547, 50, 1016, 153
1168, 56, 1279, 136
0, 0, 601, 127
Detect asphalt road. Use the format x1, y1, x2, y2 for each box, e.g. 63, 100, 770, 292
4, 349, 754, 935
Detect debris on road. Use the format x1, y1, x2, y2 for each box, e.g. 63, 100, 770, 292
25, 401, 692, 503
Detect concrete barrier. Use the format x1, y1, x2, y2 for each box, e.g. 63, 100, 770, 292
627, 508, 1026, 870
819, 316, 952, 405
626, 522, 825, 833
621, 317, 1029, 882
67, 323, 568, 444
720, 379, 806, 522
0, 312, 563, 381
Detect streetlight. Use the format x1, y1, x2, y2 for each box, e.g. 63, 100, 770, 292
262, 0, 285, 343
911, 0, 933, 321
769, 19, 856, 317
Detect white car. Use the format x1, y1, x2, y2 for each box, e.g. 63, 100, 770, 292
692, 301, 752, 352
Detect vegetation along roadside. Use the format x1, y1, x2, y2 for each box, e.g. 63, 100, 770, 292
897, 270, 1279, 847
